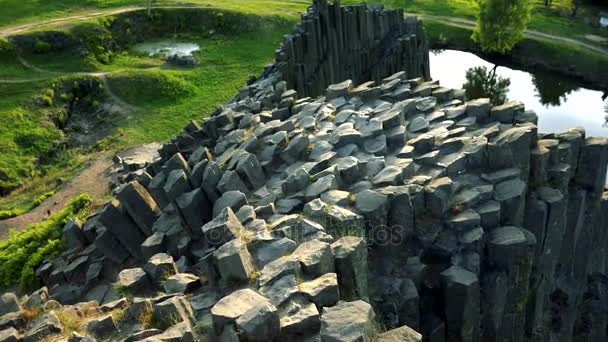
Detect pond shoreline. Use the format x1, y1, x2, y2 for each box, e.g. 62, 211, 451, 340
426, 22, 608, 94
432, 40, 608, 95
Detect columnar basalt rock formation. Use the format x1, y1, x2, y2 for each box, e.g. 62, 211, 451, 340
1, 2, 608, 342
275, 0, 430, 97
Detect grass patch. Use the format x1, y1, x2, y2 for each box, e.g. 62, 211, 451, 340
0, 193, 92, 291
55, 308, 82, 336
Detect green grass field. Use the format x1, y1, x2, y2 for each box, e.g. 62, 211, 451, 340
0, 10, 291, 213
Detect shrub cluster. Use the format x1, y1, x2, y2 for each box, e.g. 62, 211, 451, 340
0, 193, 92, 290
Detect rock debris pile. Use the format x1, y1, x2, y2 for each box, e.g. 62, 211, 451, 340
1, 1, 608, 342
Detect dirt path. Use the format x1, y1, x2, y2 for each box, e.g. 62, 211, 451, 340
0, 157, 113, 239
420, 15, 608, 56
0, 5, 202, 38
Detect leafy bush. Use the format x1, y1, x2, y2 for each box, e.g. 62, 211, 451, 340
34, 38, 52, 54
0, 209, 22, 220
0, 193, 92, 290
31, 191, 55, 208
71, 20, 115, 64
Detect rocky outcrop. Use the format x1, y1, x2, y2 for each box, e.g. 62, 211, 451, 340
2, 1, 607, 342
275, 0, 430, 97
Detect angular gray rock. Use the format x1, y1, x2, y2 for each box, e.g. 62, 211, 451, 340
213, 238, 256, 284
202, 207, 245, 247
143, 253, 177, 285
163, 273, 201, 294
292, 239, 335, 277
320, 300, 375, 342
213, 190, 248, 218
299, 273, 340, 307
86, 315, 118, 338
211, 289, 272, 334
331, 237, 368, 300
0, 294, 20, 316
116, 268, 151, 295
235, 301, 280, 342
117, 181, 160, 236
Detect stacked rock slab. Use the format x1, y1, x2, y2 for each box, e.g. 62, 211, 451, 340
2, 3, 608, 342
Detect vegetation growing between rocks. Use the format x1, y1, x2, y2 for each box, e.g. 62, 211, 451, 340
0, 193, 92, 291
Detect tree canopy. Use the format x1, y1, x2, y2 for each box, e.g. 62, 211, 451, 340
472, 0, 532, 54
532, 73, 578, 107
462, 65, 511, 105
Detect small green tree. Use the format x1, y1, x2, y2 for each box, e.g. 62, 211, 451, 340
472, 0, 532, 54
462, 65, 511, 105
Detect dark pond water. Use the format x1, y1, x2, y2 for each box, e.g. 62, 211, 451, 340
430, 50, 608, 138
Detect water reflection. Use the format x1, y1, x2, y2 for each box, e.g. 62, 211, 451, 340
430, 50, 608, 137
462, 65, 511, 105
532, 73, 578, 107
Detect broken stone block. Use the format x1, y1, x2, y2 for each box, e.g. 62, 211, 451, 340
164, 169, 192, 203
0, 327, 19, 342
86, 315, 118, 339
22, 311, 62, 342
63, 255, 89, 284
0, 294, 20, 317
466, 98, 490, 120
163, 273, 202, 294
259, 274, 299, 307
153, 296, 195, 329
250, 237, 297, 268
218, 170, 249, 194
116, 268, 152, 295
490, 101, 524, 123
62, 219, 87, 250
292, 239, 335, 277
175, 188, 210, 234
320, 300, 375, 342
355, 189, 389, 234
258, 256, 302, 288
305, 174, 338, 201
141, 232, 167, 260
299, 273, 340, 308
281, 168, 310, 196
211, 289, 272, 334
98, 200, 146, 261
279, 295, 320, 339
235, 301, 280, 342
441, 266, 480, 342
202, 207, 244, 247
143, 253, 177, 285
213, 239, 255, 284
202, 161, 222, 201
377, 325, 422, 342
117, 181, 160, 236
236, 153, 266, 190
494, 178, 526, 226
213, 190, 248, 218
331, 236, 368, 300
425, 177, 453, 218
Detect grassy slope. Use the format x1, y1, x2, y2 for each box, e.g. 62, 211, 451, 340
0, 15, 290, 213
108, 29, 289, 145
